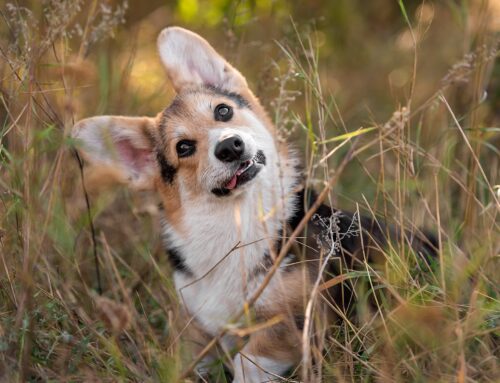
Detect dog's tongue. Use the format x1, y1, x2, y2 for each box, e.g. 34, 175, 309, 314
225, 174, 238, 190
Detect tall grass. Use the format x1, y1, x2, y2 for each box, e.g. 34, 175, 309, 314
0, 1, 498, 382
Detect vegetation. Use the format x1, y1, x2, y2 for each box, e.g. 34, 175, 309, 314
0, 0, 498, 381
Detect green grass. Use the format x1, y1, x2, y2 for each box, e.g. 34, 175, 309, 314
0, 0, 499, 382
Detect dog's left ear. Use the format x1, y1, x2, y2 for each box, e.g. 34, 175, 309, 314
157, 27, 247, 93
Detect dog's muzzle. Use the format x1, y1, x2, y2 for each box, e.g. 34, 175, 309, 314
211, 150, 266, 197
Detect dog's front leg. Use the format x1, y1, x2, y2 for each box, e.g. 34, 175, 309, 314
231, 321, 300, 383
232, 350, 293, 383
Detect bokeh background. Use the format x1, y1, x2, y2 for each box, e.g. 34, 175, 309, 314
0, 0, 498, 381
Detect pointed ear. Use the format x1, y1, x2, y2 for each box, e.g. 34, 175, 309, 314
72, 116, 158, 189
157, 26, 247, 92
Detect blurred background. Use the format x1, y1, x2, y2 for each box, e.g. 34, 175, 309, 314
0, 0, 498, 381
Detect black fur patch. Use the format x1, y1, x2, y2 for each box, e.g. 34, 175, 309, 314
163, 97, 184, 118
255, 150, 266, 165
288, 188, 308, 231
293, 314, 305, 330
211, 187, 231, 197
302, 188, 438, 261
156, 151, 176, 184
262, 251, 275, 269
166, 247, 193, 276
250, 250, 275, 279
251, 251, 297, 279
205, 85, 251, 108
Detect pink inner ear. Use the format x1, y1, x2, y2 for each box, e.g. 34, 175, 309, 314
115, 138, 153, 176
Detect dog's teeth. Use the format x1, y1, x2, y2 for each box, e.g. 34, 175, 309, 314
236, 160, 253, 176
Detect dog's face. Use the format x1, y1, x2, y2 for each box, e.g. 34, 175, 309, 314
158, 86, 272, 198
73, 27, 278, 203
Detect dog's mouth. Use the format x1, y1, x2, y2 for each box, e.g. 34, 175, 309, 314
212, 150, 266, 197
224, 159, 255, 190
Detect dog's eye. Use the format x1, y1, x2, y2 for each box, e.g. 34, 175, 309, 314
176, 140, 196, 158
214, 103, 233, 122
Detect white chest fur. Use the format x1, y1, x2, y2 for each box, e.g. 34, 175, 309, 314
162, 161, 298, 335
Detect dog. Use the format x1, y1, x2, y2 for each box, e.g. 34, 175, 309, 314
72, 27, 436, 382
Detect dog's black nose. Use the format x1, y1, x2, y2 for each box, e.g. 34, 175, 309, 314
215, 136, 245, 162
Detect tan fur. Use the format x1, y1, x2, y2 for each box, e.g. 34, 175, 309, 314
242, 317, 302, 365
156, 182, 184, 233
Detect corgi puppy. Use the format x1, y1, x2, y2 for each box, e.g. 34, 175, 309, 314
72, 27, 436, 382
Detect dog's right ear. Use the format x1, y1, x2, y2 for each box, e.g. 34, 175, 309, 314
72, 116, 158, 189
157, 27, 247, 93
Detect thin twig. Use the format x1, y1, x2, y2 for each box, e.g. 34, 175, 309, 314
74, 148, 102, 294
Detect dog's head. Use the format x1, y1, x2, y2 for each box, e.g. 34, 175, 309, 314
73, 27, 282, 204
